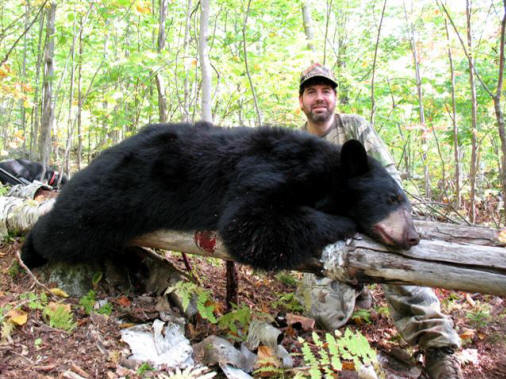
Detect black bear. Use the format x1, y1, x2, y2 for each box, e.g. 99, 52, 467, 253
21, 123, 419, 270
0, 159, 67, 188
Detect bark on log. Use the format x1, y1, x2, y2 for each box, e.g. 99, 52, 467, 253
1, 196, 505, 296
132, 229, 506, 296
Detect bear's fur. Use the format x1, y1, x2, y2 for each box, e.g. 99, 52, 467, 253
21, 123, 419, 270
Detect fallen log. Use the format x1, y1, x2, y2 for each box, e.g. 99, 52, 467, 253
1, 196, 505, 296
132, 229, 506, 297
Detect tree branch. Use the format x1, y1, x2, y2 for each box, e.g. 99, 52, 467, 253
0, 0, 49, 67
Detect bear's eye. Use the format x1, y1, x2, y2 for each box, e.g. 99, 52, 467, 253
388, 194, 400, 204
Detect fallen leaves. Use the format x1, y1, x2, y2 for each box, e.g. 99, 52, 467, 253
6, 308, 27, 326
497, 228, 506, 244
49, 288, 69, 298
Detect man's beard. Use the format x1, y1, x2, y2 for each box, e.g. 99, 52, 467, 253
306, 107, 333, 123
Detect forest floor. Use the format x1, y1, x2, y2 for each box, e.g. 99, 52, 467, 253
0, 238, 504, 378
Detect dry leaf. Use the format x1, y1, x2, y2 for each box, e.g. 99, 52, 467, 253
256, 345, 280, 371
342, 360, 355, 371
465, 293, 476, 307
47, 302, 71, 312
286, 313, 315, 331
119, 322, 137, 329
460, 328, 475, 340
116, 296, 131, 307
497, 229, 506, 244
7, 309, 28, 326
49, 288, 69, 298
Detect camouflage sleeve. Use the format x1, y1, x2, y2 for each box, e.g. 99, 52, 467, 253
339, 114, 402, 186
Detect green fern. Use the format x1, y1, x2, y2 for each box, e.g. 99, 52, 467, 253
296, 328, 379, 377
167, 281, 217, 323
196, 291, 216, 323
312, 332, 333, 377
43, 304, 77, 332
79, 290, 97, 314
298, 336, 321, 379
325, 332, 342, 371
272, 292, 303, 312
217, 305, 251, 340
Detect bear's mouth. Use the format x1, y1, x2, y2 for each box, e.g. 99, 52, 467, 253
372, 224, 397, 247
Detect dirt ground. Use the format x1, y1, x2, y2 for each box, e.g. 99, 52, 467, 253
0, 238, 504, 378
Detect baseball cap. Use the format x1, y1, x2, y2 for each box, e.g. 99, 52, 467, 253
299, 63, 338, 94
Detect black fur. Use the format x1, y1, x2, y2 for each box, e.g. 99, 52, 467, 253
0, 159, 67, 188
21, 123, 409, 270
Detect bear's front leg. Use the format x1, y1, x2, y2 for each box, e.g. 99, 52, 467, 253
218, 198, 357, 271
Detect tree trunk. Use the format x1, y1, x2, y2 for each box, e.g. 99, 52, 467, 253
370, 0, 387, 126
403, 1, 431, 198
182, 0, 193, 122
30, 15, 45, 160
494, 0, 506, 224
466, 0, 478, 223
199, 0, 212, 122
64, 18, 76, 176
301, 0, 315, 52
20, 2, 29, 151
440, 0, 506, 224
444, 19, 461, 209
77, 18, 84, 170
39, 2, 56, 171
156, 0, 168, 123
323, 0, 332, 65
242, 0, 261, 126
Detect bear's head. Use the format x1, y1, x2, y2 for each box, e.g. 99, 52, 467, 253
340, 140, 420, 250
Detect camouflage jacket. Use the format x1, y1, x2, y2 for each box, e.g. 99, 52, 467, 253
303, 114, 402, 185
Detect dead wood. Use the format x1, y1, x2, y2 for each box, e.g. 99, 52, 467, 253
1, 196, 505, 296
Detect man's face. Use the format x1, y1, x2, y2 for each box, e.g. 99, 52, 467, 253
299, 83, 337, 123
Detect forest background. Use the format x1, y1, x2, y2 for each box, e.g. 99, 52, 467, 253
1, 0, 505, 227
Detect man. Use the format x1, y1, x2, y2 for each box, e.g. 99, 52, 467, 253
296, 63, 463, 379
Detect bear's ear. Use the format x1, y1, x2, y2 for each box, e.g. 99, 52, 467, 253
341, 139, 369, 177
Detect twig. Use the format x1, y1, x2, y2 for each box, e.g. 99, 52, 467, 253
406, 190, 469, 225
0, 0, 49, 67
15, 249, 54, 294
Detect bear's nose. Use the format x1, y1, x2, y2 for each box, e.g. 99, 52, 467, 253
408, 235, 420, 246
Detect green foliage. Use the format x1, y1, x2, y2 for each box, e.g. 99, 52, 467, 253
79, 290, 96, 315
167, 281, 217, 323
271, 292, 303, 313
137, 362, 154, 375
42, 304, 77, 333
34, 338, 42, 348
253, 365, 291, 378
97, 302, 113, 316
0, 0, 504, 222
274, 272, 298, 287
351, 309, 372, 324
217, 305, 251, 341
92, 272, 103, 288
375, 305, 390, 317
0, 305, 12, 323
79, 290, 113, 316
20, 292, 48, 310
196, 291, 217, 324
0, 184, 8, 196
297, 328, 379, 376
466, 310, 491, 328
7, 260, 20, 278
